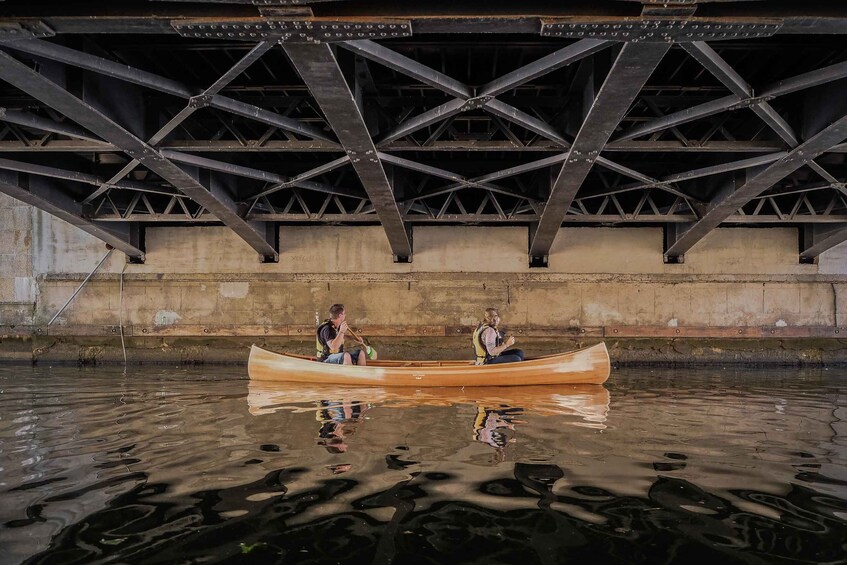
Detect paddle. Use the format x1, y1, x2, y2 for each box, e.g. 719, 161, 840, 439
346, 327, 378, 360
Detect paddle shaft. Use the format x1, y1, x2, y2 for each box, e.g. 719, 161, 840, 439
344, 326, 363, 342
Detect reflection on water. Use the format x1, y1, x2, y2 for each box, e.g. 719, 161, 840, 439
0, 366, 845, 564
250, 384, 609, 468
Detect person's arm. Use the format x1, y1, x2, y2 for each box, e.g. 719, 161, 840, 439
330, 325, 345, 351
323, 325, 345, 353
483, 327, 515, 356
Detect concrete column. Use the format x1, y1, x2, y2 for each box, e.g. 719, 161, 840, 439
0, 193, 34, 324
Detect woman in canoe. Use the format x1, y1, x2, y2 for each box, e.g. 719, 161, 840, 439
472, 307, 525, 365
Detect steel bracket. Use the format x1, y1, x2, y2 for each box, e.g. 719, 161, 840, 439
728, 95, 776, 111
461, 96, 492, 111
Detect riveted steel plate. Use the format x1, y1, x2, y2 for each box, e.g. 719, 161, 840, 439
541, 18, 782, 42
173, 19, 412, 42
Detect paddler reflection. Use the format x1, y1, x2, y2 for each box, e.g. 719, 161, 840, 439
473, 405, 526, 449
316, 399, 371, 455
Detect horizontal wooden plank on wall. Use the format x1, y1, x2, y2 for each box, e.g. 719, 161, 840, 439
761, 326, 846, 338
11, 325, 847, 338
352, 325, 447, 337
0, 325, 37, 337
134, 325, 290, 337
446, 326, 605, 338
605, 326, 760, 338
607, 326, 847, 338
43, 325, 127, 337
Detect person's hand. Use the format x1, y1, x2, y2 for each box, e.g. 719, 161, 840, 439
506, 336, 516, 347
355, 334, 365, 345
339, 321, 348, 334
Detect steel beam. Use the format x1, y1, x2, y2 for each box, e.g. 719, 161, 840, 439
85, 40, 278, 204
377, 99, 466, 145
341, 40, 472, 99
0, 107, 101, 142
682, 42, 799, 146
0, 48, 279, 261
616, 60, 847, 142
401, 153, 568, 203
665, 114, 847, 260
800, 224, 847, 261
0, 156, 182, 197
483, 99, 569, 146
0, 139, 808, 153
530, 42, 671, 259
2, 39, 334, 143
283, 42, 411, 258
344, 39, 582, 147
479, 40, 612, 98
161, 150, 362, 199
110, 211, 847, 225
0, 169, 144, 260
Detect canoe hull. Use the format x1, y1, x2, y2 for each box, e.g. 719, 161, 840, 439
247, 343, 610, 386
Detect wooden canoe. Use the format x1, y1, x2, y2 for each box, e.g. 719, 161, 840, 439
247, 342, 610, 386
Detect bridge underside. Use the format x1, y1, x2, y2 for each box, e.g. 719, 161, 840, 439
1, 0, 847, 265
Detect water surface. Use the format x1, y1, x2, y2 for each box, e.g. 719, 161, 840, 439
0, 366, 845, 564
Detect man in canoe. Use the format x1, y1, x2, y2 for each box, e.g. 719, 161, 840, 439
316, 303, 368, 366
472, 307, 525, 365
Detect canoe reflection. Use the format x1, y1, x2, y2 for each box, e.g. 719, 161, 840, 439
248, 383, 610, 453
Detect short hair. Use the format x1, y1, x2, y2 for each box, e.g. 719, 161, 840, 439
483, 308, 499, 324
329, 304, 345, 320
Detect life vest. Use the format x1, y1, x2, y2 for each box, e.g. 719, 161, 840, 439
316, 320, 342, 359
472, 323, 503, 365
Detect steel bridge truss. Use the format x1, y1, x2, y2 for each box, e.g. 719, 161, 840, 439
0, 1, 846, 264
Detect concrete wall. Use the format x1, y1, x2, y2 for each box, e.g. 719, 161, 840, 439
3, 208, 847, 362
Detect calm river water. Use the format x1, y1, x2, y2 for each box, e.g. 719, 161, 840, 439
0, 365, 845, 564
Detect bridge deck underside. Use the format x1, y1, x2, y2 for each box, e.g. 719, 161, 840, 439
0, 0, 846, 262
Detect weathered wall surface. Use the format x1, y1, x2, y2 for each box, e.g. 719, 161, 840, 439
3, 209, 847, 363
0, 194, 34, 325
